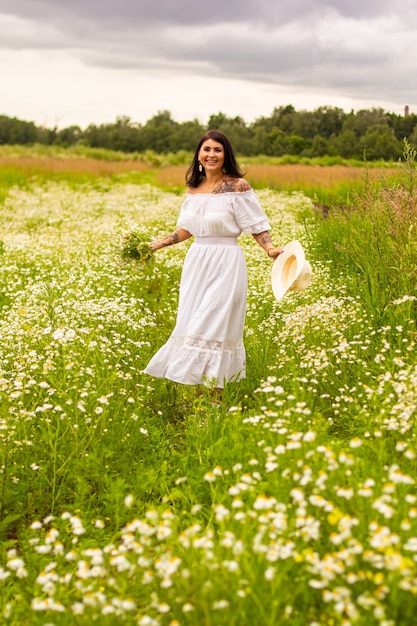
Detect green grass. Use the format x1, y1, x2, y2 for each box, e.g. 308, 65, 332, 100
310, 141, 417, 325
0, 152, 416, 624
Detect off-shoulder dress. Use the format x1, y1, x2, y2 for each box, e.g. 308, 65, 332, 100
144, 189, 270, 388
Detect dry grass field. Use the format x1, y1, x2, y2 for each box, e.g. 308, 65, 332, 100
0, 155, 151, 177
157, 162, 399, 189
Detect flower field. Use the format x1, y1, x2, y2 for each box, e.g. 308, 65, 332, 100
0, 172, 417, 625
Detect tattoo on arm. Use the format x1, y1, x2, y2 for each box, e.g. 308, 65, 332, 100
161, 230, 180, 247
253, 230, 272, 246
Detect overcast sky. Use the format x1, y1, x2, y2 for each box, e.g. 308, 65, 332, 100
1, 0, 416, 129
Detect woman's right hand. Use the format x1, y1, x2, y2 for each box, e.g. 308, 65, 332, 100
267, 247, 284, 259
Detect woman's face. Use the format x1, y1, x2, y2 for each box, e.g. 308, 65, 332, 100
198, 139, 225, 175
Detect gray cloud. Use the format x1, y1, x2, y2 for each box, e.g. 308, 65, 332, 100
1, 0, 409, 29
1, 0, 416, 113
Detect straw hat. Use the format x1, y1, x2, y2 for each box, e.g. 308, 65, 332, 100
271, 240, 312, 301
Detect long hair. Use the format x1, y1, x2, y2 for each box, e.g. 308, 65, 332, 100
185, 130, 244, 188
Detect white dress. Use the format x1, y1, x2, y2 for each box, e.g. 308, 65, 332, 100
144, 189, 271, 388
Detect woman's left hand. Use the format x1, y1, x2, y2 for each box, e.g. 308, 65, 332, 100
267, 247, 284, 259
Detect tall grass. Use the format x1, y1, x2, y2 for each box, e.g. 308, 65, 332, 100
0, 160, 416, 624
310, 139, 417, 325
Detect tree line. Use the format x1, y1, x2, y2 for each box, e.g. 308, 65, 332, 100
1, 106, 417, 160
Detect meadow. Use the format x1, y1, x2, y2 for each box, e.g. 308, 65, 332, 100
0, 143, 416, 625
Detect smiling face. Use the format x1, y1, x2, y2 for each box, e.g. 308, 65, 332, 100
198, 139, 225, 176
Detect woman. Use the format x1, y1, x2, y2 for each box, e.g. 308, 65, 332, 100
144, 130, 283, 397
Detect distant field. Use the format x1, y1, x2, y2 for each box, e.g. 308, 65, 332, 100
0, 153, 400, 204
0, 155, 150, 176
158, 162, 399, 197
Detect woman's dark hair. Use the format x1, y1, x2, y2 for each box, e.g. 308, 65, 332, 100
185, 129, 245, 188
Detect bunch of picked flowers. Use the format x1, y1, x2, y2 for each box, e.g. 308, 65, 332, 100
121, 232, 154, 261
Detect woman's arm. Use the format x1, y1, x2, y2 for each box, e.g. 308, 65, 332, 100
252, 230, 284, 259
150, 227, 192, 252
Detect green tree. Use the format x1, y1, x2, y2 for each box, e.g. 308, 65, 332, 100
342, 108, 389, 137
0, 115, 39, 144
109, 116, 142, 152
359, 125, 403, 161
82, 117, 142, 152
55, 125, 83, 146
138, 110, 178, 153
271, 105, 297, 134
330, 130, 361, 159
309, 134, 330, 157
408, 124, 417, 151
288, 111, 318, 141
287, 134, 306, 155
386, 110, 417, 141
267, 128, 289, 156
248, 123, 270, 155
314, 106, 346, 139
82, 123, 103, 148
175, 119, 205, 151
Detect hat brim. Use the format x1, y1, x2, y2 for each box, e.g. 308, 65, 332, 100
271, 240, 306, 301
